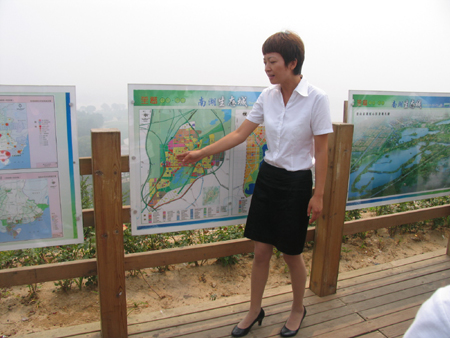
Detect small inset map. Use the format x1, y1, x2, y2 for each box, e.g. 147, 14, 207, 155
0, 103, 29, 168
203, 186, 220, 206
0, 172, 63, 243
0, 96, 58, 170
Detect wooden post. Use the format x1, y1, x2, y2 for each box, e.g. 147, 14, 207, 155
91, 129, 128, 337
447, 231, 450, 256
309, 123, 354, 297
343, 100, 348, 123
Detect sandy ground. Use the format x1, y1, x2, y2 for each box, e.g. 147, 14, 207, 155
1, 226, 449, 337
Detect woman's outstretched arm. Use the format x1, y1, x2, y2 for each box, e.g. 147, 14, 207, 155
176, 119, 259, 164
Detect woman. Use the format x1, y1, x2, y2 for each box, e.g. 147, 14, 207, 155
177, 31, 333, 337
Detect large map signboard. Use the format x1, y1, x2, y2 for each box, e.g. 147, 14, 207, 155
0, 86, 83, 251
347, 90, 450, 209
128, 84, 265, 235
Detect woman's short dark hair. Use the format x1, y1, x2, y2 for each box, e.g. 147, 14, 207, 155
262, 31, 305, 75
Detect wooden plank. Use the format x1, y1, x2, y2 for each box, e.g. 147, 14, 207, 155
129, 298, 351, 338
13, 322, 101, 338
82, 206, 131, 228
380, 319, 414, 338
389, 248, 448, 267
15, 333, 101, 338
127, 286, 333, 329
124, 238, 255, 270
311, 260, 449, 307
295, 313, 364, 338
0, 258, 97, 288
0, 239, 253, 287
128, 293, 345, 335
313, 306, 420, 338
448, 234, 450, 256
338, 249, 447, 281
315, 267, 443, 306
168, 313, 364, 338
355, 332, 387, 338
353, 279, 444, 316
343, 100, 348, 123
132, 306, 267, 337
344, 204, 450, 235
79, 155, 129, 176
356, 274, 449, 320
336, 258, 450, 296
126, 288, 347, 337
288, 254, 449, 306
310, 123, 354, 296
359, 292, 432, 321
91, 129, 127, 337
129, 311, 241, 338
340, 268, 450, 304
129, 296, 274, 334
295, 301, 350, 327
4, 243, 442, 293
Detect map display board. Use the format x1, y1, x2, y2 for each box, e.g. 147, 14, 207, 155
128, 84, 265, 235
347, 90, 450, 209
0, 86, 83, 251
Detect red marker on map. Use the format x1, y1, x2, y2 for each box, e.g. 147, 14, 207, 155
0, 150, 11, 162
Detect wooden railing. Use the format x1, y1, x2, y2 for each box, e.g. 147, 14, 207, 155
1, 123, 449, 336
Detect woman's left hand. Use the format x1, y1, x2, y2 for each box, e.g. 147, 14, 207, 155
307, 194, 323, 224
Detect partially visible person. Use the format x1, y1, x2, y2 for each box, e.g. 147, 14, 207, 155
404, 284, 450, 337
177, 30, 333, 337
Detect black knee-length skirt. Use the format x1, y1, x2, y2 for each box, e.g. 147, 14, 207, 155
244, 160, 312, 255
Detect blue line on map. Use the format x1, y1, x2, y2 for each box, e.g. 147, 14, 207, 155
66, 92, 77, 236
137, 215, 247, 230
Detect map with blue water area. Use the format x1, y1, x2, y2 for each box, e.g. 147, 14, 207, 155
0, 177, 54, 243
348, 92, 450, 209
0, 102, 30, 169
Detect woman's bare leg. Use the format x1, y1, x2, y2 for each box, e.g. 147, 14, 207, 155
283, 253, 307, 330
236, 241, 273, 328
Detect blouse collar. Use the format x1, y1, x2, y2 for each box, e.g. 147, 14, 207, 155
294, 76, 309, 97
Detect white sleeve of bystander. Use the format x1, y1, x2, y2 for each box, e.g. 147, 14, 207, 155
403, 284, 450, 338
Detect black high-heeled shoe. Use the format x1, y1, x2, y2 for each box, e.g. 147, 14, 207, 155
231, 308, 265, 337
280, 306, 307, 337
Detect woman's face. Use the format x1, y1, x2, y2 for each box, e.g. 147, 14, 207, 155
263, 52, 296, 85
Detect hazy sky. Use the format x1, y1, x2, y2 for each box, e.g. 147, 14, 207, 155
1, 0, 449, 122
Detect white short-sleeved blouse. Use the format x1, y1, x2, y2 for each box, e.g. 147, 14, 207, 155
246, 78, 333, 171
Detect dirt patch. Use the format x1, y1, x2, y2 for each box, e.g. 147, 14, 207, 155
1, 226, 449, 337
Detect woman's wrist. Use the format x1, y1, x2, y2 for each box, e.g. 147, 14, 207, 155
313, 189, 324, 198
198, 147, 208, 159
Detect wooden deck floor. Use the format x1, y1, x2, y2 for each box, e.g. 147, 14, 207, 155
17, 248, 450, 338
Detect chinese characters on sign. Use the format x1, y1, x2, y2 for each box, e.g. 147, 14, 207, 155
139, 94, 249, 108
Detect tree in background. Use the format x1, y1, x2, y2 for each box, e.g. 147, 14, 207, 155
77, 106, 104, 157
76, 104, 128, 157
